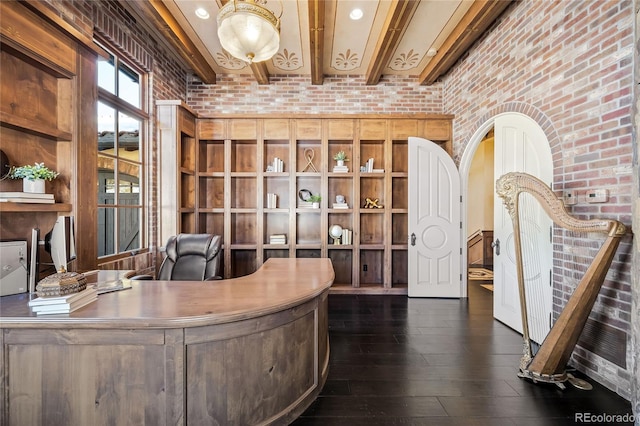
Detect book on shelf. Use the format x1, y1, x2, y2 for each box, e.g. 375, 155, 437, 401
332, 165, 349, 173
332, 203, 349, 209
267, 157, 284, 172
361, 158, 374, 173
0, 194, 55, 204
0, 198, 55, 204
341, 229, 353, 245
29, 287, 98, 315
269, 234, 287, 244
266, 193, 278, 208
372, 169, 385, 173
0, 192, 54, 199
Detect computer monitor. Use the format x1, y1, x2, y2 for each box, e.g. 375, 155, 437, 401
44, 216, 76, 273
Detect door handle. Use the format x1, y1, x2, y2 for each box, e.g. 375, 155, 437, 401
410, 233, 416, 246
491, 238, 500, 256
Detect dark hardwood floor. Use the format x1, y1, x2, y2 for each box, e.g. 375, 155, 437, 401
293, 281, 634, 425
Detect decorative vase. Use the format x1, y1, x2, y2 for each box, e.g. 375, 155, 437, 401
336, 160, 345, 167
23, 178, 45, 193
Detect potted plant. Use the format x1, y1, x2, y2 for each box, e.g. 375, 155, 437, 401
9, 162, 59, 193
308, 194, 321, 208
333, 151, 349, 167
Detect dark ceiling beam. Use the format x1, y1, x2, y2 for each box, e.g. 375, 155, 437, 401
419, 0, 513, 85
133, 0, 216, 84
308, 0, 325, 85
365, 0, 419, 85
250, 62, 270, 85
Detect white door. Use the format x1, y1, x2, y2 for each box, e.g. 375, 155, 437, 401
408, 137, 461, 298
493, 113, 553, 344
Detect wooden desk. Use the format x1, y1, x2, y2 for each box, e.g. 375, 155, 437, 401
0, 258, 334, 426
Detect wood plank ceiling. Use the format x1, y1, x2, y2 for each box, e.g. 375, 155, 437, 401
130, 0, 512, 86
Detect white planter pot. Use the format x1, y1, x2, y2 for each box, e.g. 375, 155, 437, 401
23, 178, 45, 193
336, 160, 345, 167
312, 202, 320, 209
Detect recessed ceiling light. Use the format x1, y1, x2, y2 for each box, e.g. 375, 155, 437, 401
349, 8, 363, 20
195, 7, 210, 19
426, 48, 438, 57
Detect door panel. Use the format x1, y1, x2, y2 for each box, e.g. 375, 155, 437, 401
493, 114, 553, 344
408, 137, 461, 298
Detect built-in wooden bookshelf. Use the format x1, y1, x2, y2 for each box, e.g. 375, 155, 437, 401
162, 106, 453, 293
0, 0, 102, 270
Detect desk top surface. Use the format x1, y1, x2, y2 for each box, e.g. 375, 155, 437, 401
0, 258, 334, 329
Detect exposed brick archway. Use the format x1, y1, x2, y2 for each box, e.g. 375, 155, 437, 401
469, 102, 562, 180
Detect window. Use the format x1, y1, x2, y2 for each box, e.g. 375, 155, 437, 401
97, 46, 147, 257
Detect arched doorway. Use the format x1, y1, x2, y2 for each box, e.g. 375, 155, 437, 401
460, 112, 553, 341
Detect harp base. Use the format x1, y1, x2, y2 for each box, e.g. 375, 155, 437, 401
518, 368, 569, 390
518, 368, 594, 391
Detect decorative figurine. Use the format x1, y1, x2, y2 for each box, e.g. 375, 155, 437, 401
363, 198, 383, 209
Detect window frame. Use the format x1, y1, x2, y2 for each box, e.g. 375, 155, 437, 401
95, 39, 150, 261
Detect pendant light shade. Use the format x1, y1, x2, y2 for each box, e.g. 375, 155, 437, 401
217, 0, 280, 63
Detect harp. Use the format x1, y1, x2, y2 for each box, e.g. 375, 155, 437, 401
495, 172, 626, 389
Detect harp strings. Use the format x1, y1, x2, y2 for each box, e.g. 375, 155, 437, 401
518, 192, 551, 352
563, 227, 606, 299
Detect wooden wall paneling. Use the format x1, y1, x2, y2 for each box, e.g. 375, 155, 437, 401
256, 122, 264, 266
0, 1, 107, 274
156, 102, 180, 246
0, 1, 76, 77
295, 119, 322, 140
224, 137, 232, 278
384, 122, 393, 287
419, 119, 452, 154
390, 119, 418, 140
73, 46, 99, 271
352, 121, 361, 287
288, 120, 296, 258
4, 328, 169, 425
198, 118, 225, 140
229, 118, 257, 139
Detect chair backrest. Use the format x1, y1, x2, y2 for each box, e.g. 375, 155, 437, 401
157, 233, 222, 281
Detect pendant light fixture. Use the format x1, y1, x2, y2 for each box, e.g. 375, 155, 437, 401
217, 0, 281, 63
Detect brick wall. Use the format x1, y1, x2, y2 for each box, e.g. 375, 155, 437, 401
631, 0, 639, 420
187, 74, 443, 115
443, 0, 635, 398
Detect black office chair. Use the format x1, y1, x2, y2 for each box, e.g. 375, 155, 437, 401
134, 233, 222, 281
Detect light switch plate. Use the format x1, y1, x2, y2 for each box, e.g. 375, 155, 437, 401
564, 190, 578, 205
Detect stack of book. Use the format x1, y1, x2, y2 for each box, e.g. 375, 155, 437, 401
269, 234, 287, 244
360, 158, 384, 173
332, 202, 349, 209
0, 192, 54, 204
266, 193, 278, 208
268, 157, 284, 172
28, 286, 98, 315
363, 158, 374, 172
333, 165, 349, 173
341, 228, 353, 245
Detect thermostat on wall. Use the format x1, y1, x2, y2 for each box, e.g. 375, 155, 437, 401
586, 189, 609, 203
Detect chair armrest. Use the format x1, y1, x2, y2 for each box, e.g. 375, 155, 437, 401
206, 276, 223, 281
129, 274, 154, 280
